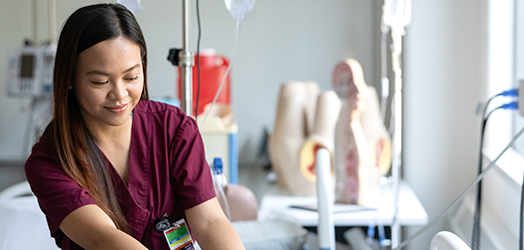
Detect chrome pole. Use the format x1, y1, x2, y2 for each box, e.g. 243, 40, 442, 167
180, 0, 194, 116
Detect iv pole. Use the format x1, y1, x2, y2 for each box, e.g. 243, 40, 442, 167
382, 0, 411, 248
179, 0, 194, 116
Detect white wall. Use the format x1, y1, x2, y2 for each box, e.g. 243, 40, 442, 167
0, 0, 381, 163
403, 0, 488, 248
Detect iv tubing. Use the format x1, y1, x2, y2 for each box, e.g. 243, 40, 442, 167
199, 25, 240, 126
393, 123, 524, 249
194, 0, 202, 123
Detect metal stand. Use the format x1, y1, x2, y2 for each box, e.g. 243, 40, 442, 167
382, 1, 411, 247
179, 0, 194, 116
390, 36, 403, 247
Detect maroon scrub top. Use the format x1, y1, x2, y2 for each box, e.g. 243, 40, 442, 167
25, 100, 216, 250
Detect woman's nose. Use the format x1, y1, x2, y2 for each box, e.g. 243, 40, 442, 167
108, 81, 128, 100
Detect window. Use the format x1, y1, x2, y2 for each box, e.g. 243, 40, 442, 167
484, 0, 524, 186
514, 0, 524, 158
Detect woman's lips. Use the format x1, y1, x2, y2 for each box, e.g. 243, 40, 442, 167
105, 103, 128, 113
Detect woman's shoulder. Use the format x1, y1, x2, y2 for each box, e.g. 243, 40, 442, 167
132, 99, 198, 133
24, 133, 64, 192
133, 99, 185, 116
26, 133, 57, 161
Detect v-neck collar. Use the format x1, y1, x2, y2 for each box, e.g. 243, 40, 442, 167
97, 116, 134, 187
111, 107, 151, 209
100, 113, 151, 240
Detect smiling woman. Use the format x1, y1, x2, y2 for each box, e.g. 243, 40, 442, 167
23, 3, 244, 250
74, 36, 144, 132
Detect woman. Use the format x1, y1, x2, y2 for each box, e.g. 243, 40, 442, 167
24, 3, 244, 250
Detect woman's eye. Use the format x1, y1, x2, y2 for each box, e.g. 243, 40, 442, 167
126, 76, 139, 81
91, 80, 109, 85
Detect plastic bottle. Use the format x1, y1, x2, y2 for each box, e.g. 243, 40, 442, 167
212, 157, 228, 188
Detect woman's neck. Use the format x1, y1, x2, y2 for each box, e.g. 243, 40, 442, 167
89, 116, 133, 183
89, 116, 133, 150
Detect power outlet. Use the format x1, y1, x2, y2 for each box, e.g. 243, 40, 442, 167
520, 79, 524, 116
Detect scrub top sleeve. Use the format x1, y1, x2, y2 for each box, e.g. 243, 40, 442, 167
25, 139, 97, 237
170, 117, 216, 209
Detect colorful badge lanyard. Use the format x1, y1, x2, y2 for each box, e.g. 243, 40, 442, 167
155, 214, 195, 250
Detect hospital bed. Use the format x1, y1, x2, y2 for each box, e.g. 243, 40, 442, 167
0, 181, 60, 250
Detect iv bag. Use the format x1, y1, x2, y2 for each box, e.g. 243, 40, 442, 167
225, 0, 255, 24
382, 0, 411, 32
117, 0, 144, 14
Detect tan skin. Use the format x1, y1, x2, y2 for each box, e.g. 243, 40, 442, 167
60, 36, 244, 249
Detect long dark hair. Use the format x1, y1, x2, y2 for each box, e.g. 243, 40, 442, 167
50, 3, 149, 232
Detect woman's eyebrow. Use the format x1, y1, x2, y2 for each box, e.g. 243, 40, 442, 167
86, 70, 109, 76
123, 63, 141, 74
86, 63, 141, 76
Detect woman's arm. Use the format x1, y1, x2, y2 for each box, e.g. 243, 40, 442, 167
185, 197, 245, 249
60, 204, 148, 250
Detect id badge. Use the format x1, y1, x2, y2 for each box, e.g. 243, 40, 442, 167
163, 219, 195, 250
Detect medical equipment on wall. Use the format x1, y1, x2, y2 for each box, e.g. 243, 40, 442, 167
6, 0, 58, 159
380, 0, 411, 247
6, 45, 56, 159
7, 0, 58, 98
6, 45, 56, 98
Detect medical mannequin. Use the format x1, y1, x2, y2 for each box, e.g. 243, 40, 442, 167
360, 86, 392, 177
269, 82, 341, 196
333, 59, 369, 204
24, 4, 244, 250
333, 59, 392, 206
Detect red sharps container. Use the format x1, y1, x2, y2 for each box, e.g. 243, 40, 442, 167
177, 49, 231, 116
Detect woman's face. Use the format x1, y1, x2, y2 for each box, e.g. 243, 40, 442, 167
74, 36, 143, 131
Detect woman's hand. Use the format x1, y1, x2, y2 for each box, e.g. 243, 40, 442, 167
60, 204, 148, 250
185, 197, 245, 249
